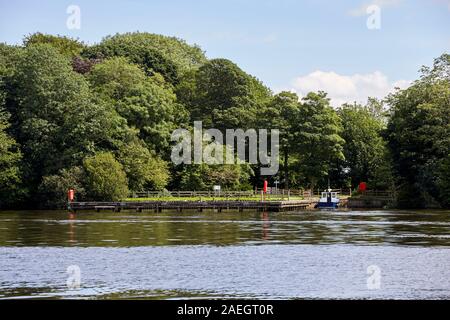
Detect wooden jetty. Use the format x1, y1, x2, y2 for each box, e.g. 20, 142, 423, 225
68, 199, 317, 213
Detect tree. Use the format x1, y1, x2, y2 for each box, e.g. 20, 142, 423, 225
179, 163, 253, 191
180, 58, 271, 130
293, 92, 345, 190
261, 91, 300, 189
386, 54, 450, 208
175, 142, 254, 191
0, 47, 23, 206
0, 108, 22, 207
116, 141, 169, 191
337, 103, 391, 189
83, 152, 129, 201
23, 33, 85, 58
39, 167, 86, 208
7, 44, 125, 202
88, 57, 188, 156
82, 32, 207, 85
11, 45, 122, 171
437, 154, 450, 207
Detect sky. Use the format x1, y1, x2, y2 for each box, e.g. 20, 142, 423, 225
0, 0, 449, 106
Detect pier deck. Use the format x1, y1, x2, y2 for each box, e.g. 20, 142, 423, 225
69, 200, 317, 212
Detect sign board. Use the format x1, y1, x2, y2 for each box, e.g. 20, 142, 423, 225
213, 185, 221, 191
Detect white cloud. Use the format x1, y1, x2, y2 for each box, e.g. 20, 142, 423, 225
287, 70, 410, 107
348, 0, 403, 16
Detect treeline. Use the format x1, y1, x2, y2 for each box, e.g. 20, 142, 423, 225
0, 32, 449, 208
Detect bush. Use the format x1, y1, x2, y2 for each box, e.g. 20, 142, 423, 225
83, 152, 129, 201
39, 167, 86, 208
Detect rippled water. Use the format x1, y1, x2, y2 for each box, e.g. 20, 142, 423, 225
0, 209, 449, 299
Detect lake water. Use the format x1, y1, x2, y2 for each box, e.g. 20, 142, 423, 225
0, 209, 449, 299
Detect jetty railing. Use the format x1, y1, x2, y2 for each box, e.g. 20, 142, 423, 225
129, 188, 351, 200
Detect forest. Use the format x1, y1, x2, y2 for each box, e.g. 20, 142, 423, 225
0, 32, 449, 208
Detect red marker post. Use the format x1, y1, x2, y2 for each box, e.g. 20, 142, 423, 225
262, 180, 268, 202
68, 189, 75, 202
358, 182, 367, 193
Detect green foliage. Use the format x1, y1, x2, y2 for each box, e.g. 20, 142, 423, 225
9, 44, 121, 183
0, 33, 448, 209
180, 58, 271, 130
261, 91, 300, 188
386, 54, 450, 208
437, 154, 450, 207
89, 57, 188, 155
337, 103, 391, 188
116, 141, 169, 191
82, 32, 207, 85
39, 167, 86, 208
179, 163, 253, 191
23, 33, 85, 58
83, 152, 129, 201
0, 109, 22, 207
293, 92, 345, 188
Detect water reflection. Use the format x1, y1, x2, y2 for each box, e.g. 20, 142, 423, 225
0, 209, 449, 247
1, 209, 449, 299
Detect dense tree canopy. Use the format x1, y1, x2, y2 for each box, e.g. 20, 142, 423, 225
0, 109, 22, 206
293, 92, 345, 189
82, 32, 207, 85
83, 152, 129, 201
180, 58, 272, 130
23, 32, 85, 58
386, 54, 450, 208
337, 103, 390, 189
0, 32, 448, 208
8, 44, 120, 182
261, 91, 300, 189
88, 57, 188, 155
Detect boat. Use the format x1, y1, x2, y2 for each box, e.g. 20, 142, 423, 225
316, 189, 340, 209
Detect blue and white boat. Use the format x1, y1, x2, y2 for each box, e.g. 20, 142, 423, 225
316, 189, 340, 209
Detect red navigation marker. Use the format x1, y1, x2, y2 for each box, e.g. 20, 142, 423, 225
358, 182, 367, 192
68, 189, 75, 202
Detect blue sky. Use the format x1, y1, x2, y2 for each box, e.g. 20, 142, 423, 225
0, 0, 449, 105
